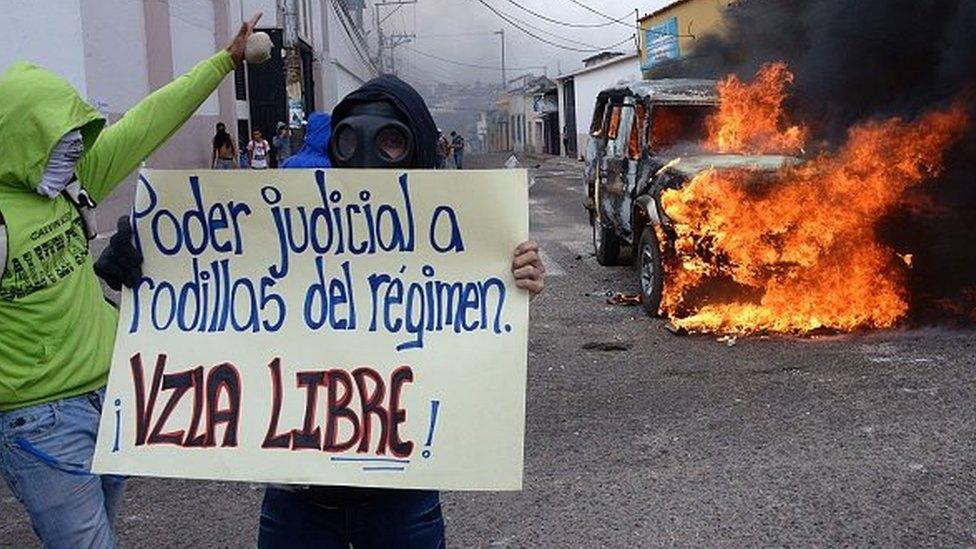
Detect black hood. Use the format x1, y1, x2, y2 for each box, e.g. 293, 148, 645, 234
330, 75, 438, 168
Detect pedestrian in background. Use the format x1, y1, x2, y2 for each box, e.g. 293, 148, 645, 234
211, 122, 237, 169
0, 12, 262, 549
435, 129, 449, 169
450, 130, 465, 169
272, 121, 292, 167
247, 129, 270, 170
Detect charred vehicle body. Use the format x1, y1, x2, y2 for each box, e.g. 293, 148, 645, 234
584, 79, 800, 316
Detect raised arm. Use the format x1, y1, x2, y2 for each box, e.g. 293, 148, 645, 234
77, 13, 261, 202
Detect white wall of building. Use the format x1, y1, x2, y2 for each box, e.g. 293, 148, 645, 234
80, 0, 149, 117
0, 0, 87, 96
322, 0, 377, 111
170, 0, 219, 116
557, 54, 641, 158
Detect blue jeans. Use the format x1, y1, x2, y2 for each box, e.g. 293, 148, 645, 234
259, 486, 445, 548
453, 152, 463, 169
0, 388, 125, 548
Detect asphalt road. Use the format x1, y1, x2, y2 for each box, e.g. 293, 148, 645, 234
2, 154, 975, 547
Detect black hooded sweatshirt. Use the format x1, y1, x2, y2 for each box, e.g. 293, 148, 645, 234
292, 76, 440, 508
329, 75, 438, 169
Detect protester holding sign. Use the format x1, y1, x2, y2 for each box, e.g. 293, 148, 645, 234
0, 12, 263, 549
93, 75, 545, 548
266, 75, 544, 547
261, 76, 453, 547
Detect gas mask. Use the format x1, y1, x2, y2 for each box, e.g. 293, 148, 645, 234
330, 102, 414, 168
36, 129, 84, 198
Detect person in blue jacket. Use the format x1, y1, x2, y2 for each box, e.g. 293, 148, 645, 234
281, 112, 331, 169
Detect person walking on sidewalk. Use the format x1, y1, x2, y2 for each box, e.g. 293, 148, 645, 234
435, 129, 449, 169
248, 129, 271, 170
211, 122, 238, 169
450, 130, 465, 169
272, 121, 292, 166
0, 12, 262, 549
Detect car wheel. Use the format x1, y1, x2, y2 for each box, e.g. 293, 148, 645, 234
638, 226, 663, 316
593, 219, 621, 266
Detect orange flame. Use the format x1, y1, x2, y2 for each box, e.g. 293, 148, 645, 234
660, 63, 969, 334
706, 62, 807, 154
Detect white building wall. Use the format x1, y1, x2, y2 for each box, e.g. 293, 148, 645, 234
324, 0, 376, 110
561, 56, 641, 158
0, 0, 87, 95
80, 0, 149, 118
169, 0, 219, 116
240, 0, 280, 25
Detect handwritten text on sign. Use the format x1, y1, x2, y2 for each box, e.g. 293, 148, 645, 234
93, 169, 529, 491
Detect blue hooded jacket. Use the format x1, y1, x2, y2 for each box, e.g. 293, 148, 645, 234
281, 112, 332, 169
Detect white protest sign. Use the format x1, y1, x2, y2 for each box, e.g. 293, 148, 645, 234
92, 169, 529, 491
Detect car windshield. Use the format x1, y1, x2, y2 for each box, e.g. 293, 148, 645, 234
649, 105, 714, 151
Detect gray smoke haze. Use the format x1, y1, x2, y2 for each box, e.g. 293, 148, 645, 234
392, 0, 658, 85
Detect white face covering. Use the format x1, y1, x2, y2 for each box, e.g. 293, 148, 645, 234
0, 226, 6, 281
36, 130, 84, 198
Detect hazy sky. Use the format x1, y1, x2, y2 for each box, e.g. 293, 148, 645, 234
388, 0, 671, 85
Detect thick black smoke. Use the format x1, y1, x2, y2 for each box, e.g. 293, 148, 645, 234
652, 0, 976, 324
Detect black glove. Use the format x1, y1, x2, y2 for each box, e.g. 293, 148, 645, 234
94, 215, 144, 291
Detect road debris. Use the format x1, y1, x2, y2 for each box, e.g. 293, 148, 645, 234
717, 335, 738, 347
607, 292, 642, 306
581, 341, 631, 352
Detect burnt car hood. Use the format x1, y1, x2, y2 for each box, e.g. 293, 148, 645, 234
656, 154, 802, 178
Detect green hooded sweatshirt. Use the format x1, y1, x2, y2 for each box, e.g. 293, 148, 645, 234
0, 50, 235, 411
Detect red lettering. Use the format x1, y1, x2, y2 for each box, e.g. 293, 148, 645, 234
128, 353, 242, 448
261, 358, 415, 457
262, 358, 292, 448
323, 369, 360, 452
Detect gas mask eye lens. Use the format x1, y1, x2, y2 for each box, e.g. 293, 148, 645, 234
376, 126, 408, 162
335, 125, 358, 161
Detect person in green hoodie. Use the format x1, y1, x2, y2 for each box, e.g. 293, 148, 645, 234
0, 12, 262, 548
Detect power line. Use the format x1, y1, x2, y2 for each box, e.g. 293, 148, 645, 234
403, 44, 545, 72
494, 6, 609, 49
504, 0, 632, 28
416, 31, 499, 38
475, 0, 634, 53
564, 0, 637, 29
559, 0, 697, 40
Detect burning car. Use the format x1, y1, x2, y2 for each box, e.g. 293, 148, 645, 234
585, 63, 966, 336
584, 77, 801, 317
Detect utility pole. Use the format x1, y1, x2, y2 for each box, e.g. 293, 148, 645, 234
386, 33, 415, 76
374, 0, 417, 74
494, 29, 506, 91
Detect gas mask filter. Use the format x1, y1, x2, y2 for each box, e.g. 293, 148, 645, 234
330, 102, 414, 168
